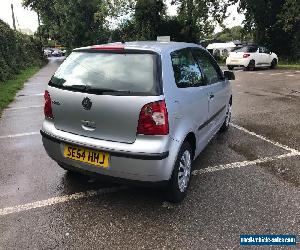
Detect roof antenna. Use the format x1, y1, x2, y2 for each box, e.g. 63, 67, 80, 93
121, 40, 125, 44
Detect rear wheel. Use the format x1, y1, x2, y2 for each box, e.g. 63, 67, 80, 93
270, 59, 277, 69
220, 104, 232, 132
227, 65, 234, 70
245, 60, 255, 71
165, 141, 193, 203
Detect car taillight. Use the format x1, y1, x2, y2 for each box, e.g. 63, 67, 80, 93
44, 90, 54, 119
137, 100, 169, 135
243, 53, 250, 58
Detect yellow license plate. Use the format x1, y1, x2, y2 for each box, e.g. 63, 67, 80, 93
63, 145, 109, 168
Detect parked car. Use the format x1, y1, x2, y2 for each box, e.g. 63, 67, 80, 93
43, 49, 53, 57
52, 49, 64, 57
41, 42, 234, 202
226, 45, 278, 70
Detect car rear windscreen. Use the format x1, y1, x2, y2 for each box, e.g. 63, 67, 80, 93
49, 51, 159, 95
234, 46, 258, 53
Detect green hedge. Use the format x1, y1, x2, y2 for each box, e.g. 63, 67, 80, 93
0, 19, 44, 83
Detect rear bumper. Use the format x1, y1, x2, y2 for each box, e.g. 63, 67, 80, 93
226, 58, 249, 67
41, 130, 169, 160
41, 121, 180, 182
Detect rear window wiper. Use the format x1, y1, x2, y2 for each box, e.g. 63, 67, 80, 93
85, 87, 132, 95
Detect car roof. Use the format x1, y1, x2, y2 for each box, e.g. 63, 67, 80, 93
74, 41, 204, 54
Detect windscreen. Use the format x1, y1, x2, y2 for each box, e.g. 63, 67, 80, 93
49, 52, 158, 95
234, 46, 258, 53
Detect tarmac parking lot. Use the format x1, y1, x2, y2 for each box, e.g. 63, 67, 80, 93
0, 58, 299, 249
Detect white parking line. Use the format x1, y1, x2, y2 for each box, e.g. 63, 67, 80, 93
231, 123, 300, 154
270, 73, 282, 76
0, 132, 40, 139
0, 123, 298, 216
24, 82, 47, 86
1, 152, 299, 216
5, 105, 43, 111
192, 152, 299, 176
258, 72, 265, 75
0, 186, 127, 216
18, 93, 44, 97
287, 75, 295, 77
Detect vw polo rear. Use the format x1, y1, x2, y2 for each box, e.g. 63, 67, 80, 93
41, 44, 179, 183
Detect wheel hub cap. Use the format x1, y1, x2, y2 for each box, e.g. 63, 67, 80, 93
178, 150, 192, 193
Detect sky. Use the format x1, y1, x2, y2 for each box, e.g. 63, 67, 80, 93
0, 0, 244, 33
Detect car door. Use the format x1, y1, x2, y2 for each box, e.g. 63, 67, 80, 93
192, 48, 229, 134
169, 48, 211, 147
258, 47, 270, 66
264, 47, 273, 65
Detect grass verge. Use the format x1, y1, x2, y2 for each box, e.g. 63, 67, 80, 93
0, 64, 45, 116
277, 64, 300, 70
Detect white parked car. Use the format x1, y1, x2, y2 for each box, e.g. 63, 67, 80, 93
226, 45, 278, 71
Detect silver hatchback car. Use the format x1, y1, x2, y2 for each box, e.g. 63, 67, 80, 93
41, 42, 234, 202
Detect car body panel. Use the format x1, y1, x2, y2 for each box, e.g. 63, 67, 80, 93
50, 87, 163, 144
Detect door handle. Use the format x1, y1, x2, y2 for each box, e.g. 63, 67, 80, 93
209, 94, 214, 99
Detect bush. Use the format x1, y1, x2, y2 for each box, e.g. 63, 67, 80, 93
0, 19, 44, 83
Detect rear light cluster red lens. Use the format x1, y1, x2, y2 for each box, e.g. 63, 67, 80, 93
137, 100, 169, 135
243, 53, 251, 58
44, 90, 54, 119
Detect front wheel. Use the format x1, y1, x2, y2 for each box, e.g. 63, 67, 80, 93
227, 65, 234, 70
270, 59, 277, 69
245, 60, 255, 71
165, 141, 193, 203
220, 104, 232, 132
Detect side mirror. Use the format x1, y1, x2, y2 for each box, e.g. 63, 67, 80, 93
223, 70, 235, 80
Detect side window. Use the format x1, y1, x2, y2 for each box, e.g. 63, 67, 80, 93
249, 46, 258, 53
265, 48, 271, 54
171, 48, 204, 88
192, 48, 222, 85
259, 47, 267, 53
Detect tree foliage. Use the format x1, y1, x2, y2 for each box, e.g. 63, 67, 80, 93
22, 0, 300, 59
23, 0, 233, 46
214, 26, 252, 42
23, 0, 109, 48
0, 19, 43, 82
238, 0, 300, 59
172, 0, 232, 42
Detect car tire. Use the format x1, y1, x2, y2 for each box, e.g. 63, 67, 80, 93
245, 60, 255, 71
220, 104, 232, 132
165, 141, 193, 203
270, 59, 277, 69
227, 66, 234, 70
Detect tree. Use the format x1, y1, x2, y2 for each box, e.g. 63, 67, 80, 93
215, 26, 252, 42
110, 0, 167, 41
171, 0, 233, 42
23, 0, 109, 48
238, 0, 300, 59
279, 0, 300, 59
134, 0, 166, 40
